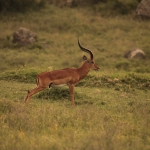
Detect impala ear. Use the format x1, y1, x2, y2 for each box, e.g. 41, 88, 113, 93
83, 55, 87, 60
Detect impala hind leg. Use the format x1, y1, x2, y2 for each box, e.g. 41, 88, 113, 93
69, 84, 75, 106
24, 86, 47, 102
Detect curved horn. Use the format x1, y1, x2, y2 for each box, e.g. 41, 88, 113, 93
78, 38, 93, 60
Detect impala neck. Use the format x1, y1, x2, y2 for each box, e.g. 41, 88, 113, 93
77, 62, 91, 80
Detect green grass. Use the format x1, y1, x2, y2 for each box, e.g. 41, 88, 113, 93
0, 80, 150, 150
0, 5, 150, 72
0, 4, 150, 150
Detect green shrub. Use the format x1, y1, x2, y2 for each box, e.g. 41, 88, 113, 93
0, 0, 46, 12
94, 0, 140, 16
0, 69, 39, 83
36, 88, 85, 101
37, 88, 70, 100
1, 69, 149, 90
48, 0, 100, 7
48, 0, 140, 15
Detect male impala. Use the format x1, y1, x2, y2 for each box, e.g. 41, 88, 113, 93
24, 39, 99, 106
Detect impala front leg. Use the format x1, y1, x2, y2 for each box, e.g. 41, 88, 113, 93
69, 84, 75, 106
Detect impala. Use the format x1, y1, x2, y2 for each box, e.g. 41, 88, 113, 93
24, 39, 99, 105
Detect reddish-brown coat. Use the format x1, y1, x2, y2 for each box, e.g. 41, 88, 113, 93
24, 40, 99, 106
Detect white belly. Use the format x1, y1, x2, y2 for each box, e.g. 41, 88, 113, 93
51, 84, 67, 88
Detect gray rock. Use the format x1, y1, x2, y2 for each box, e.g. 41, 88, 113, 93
136, 0, 150, 18
124, 48, 146, 59
13, 27, 37, 46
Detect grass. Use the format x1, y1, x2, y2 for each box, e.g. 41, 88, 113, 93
0, 5, 150, 72
0, 71, 150, 150
0, 80, 150, 149
0, 4, 150, 150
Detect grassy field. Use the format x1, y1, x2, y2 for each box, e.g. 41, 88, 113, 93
0, 5, 150, 150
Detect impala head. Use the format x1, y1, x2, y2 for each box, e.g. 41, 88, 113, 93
78, 39, 99, 70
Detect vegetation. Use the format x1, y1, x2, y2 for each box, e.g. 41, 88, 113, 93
0, 0, 46, 12
0, 2, 150, 150
0, 0, 140, 15
93, 0, 141, 15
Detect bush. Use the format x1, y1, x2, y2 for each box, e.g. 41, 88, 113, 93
94, 0, 140, 15
0, 0, 46, 12
0, 69, 39, 83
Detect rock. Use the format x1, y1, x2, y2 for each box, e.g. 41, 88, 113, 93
136, 0, 150, 18
13, 27, 37, 46
124, 48, 146, 59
